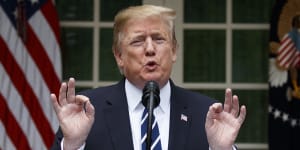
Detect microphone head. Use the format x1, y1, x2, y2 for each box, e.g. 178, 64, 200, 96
142, 81, 160, 108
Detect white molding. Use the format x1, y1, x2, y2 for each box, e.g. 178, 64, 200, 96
236, 143, 268, 149
143, 0, 166, 6
60, 21, 113, 28
93, 0, 100, 87
166, 0, 184, 85
74, 81, 268, 90
226, 0, 233, 85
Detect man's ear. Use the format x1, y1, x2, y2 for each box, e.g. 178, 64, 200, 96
113, 48, 123, 67
172, 44, 178, 63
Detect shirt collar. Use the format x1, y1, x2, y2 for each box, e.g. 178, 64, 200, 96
125, 79, 170, 113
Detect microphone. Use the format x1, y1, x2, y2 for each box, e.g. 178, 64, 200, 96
142, 81, 160, 150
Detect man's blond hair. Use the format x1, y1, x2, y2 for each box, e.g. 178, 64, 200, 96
112, 5, 177, 52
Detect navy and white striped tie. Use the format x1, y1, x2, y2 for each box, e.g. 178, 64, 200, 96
141, 108, 162, 150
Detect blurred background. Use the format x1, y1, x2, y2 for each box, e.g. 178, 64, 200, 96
3, 0, 300, 149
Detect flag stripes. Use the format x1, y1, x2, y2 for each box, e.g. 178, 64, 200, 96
0, 0, 61, 149
0, 94, 31, 150
0, 63, 47, 150
22, 22, 60, 94
29, 11, 61, 77
277, 32, 300, 69
39, 0, 60, 43
0, 121, 16, 150
0, 7, 58, 131
0, 37, 54, 147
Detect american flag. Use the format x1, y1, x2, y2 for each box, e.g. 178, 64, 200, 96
0, 0, 61, 149
180, 114, 187, 122
276, 28, 300, 69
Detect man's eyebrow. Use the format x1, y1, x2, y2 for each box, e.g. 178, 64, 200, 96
130, 34, 146, 40
151, 33, 165, 37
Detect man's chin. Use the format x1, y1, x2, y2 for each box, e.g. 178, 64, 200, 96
142, 74, 169, 86
142, 73, 161, 81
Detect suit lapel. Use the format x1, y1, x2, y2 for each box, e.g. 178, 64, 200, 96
101, 79, 191, 150
168, 82, 190, 150
103, 79, 134, 150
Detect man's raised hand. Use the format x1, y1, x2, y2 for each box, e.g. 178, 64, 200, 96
50, 78, 95, 150
205, 88, 246, 150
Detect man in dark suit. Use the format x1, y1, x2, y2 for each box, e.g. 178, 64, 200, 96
50, 5, 246, 150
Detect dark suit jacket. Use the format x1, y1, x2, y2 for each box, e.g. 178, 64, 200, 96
51, 79, 216, 150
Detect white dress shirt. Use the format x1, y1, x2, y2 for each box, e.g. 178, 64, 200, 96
125, 79, 170, 150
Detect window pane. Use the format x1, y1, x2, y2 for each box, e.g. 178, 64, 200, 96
232, 30, 268, 83
56, 0, 93, 21
61, 28, 93, 80
76, 87, 92, 93
184, 0, 226, 23
233, 0, 274, 23
184, 30, 226, 82
99, 28, 123, 81
100, 0, 142, 21
234, 90, 268, 143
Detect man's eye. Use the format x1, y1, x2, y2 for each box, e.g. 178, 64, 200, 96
154, 37, 165, 44
130, 40, 144, 46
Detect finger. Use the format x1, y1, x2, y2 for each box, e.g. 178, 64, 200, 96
231, 95, 240, 117
58, 82, 68, 106
223, 88, 232, 113
75, 95, 90, 108
67, 78, 76, 103
237, 105, 246, 124
50, 94, 60, 114
85, 100, 95, 120
75, 95, 95, 120
206, 103, 223, 127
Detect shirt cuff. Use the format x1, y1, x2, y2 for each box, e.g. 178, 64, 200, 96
61, 138, 86, 150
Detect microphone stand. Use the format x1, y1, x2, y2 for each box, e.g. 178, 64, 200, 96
142, 81, 160, 150
146, 90, 155, 150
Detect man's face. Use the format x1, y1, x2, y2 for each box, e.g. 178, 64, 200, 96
114, 16, 177, 89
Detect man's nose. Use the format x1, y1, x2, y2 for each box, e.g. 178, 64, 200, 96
145, 37, 155, 56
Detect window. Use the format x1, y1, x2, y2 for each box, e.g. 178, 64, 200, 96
57, 0, 272, 149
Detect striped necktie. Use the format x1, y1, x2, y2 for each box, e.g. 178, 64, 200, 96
141, 108, 162, 150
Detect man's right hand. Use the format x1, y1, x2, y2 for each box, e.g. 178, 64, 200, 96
51, 78, 95, 150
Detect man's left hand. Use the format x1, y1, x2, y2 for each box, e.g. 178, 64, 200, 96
205, 88, 246, 150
